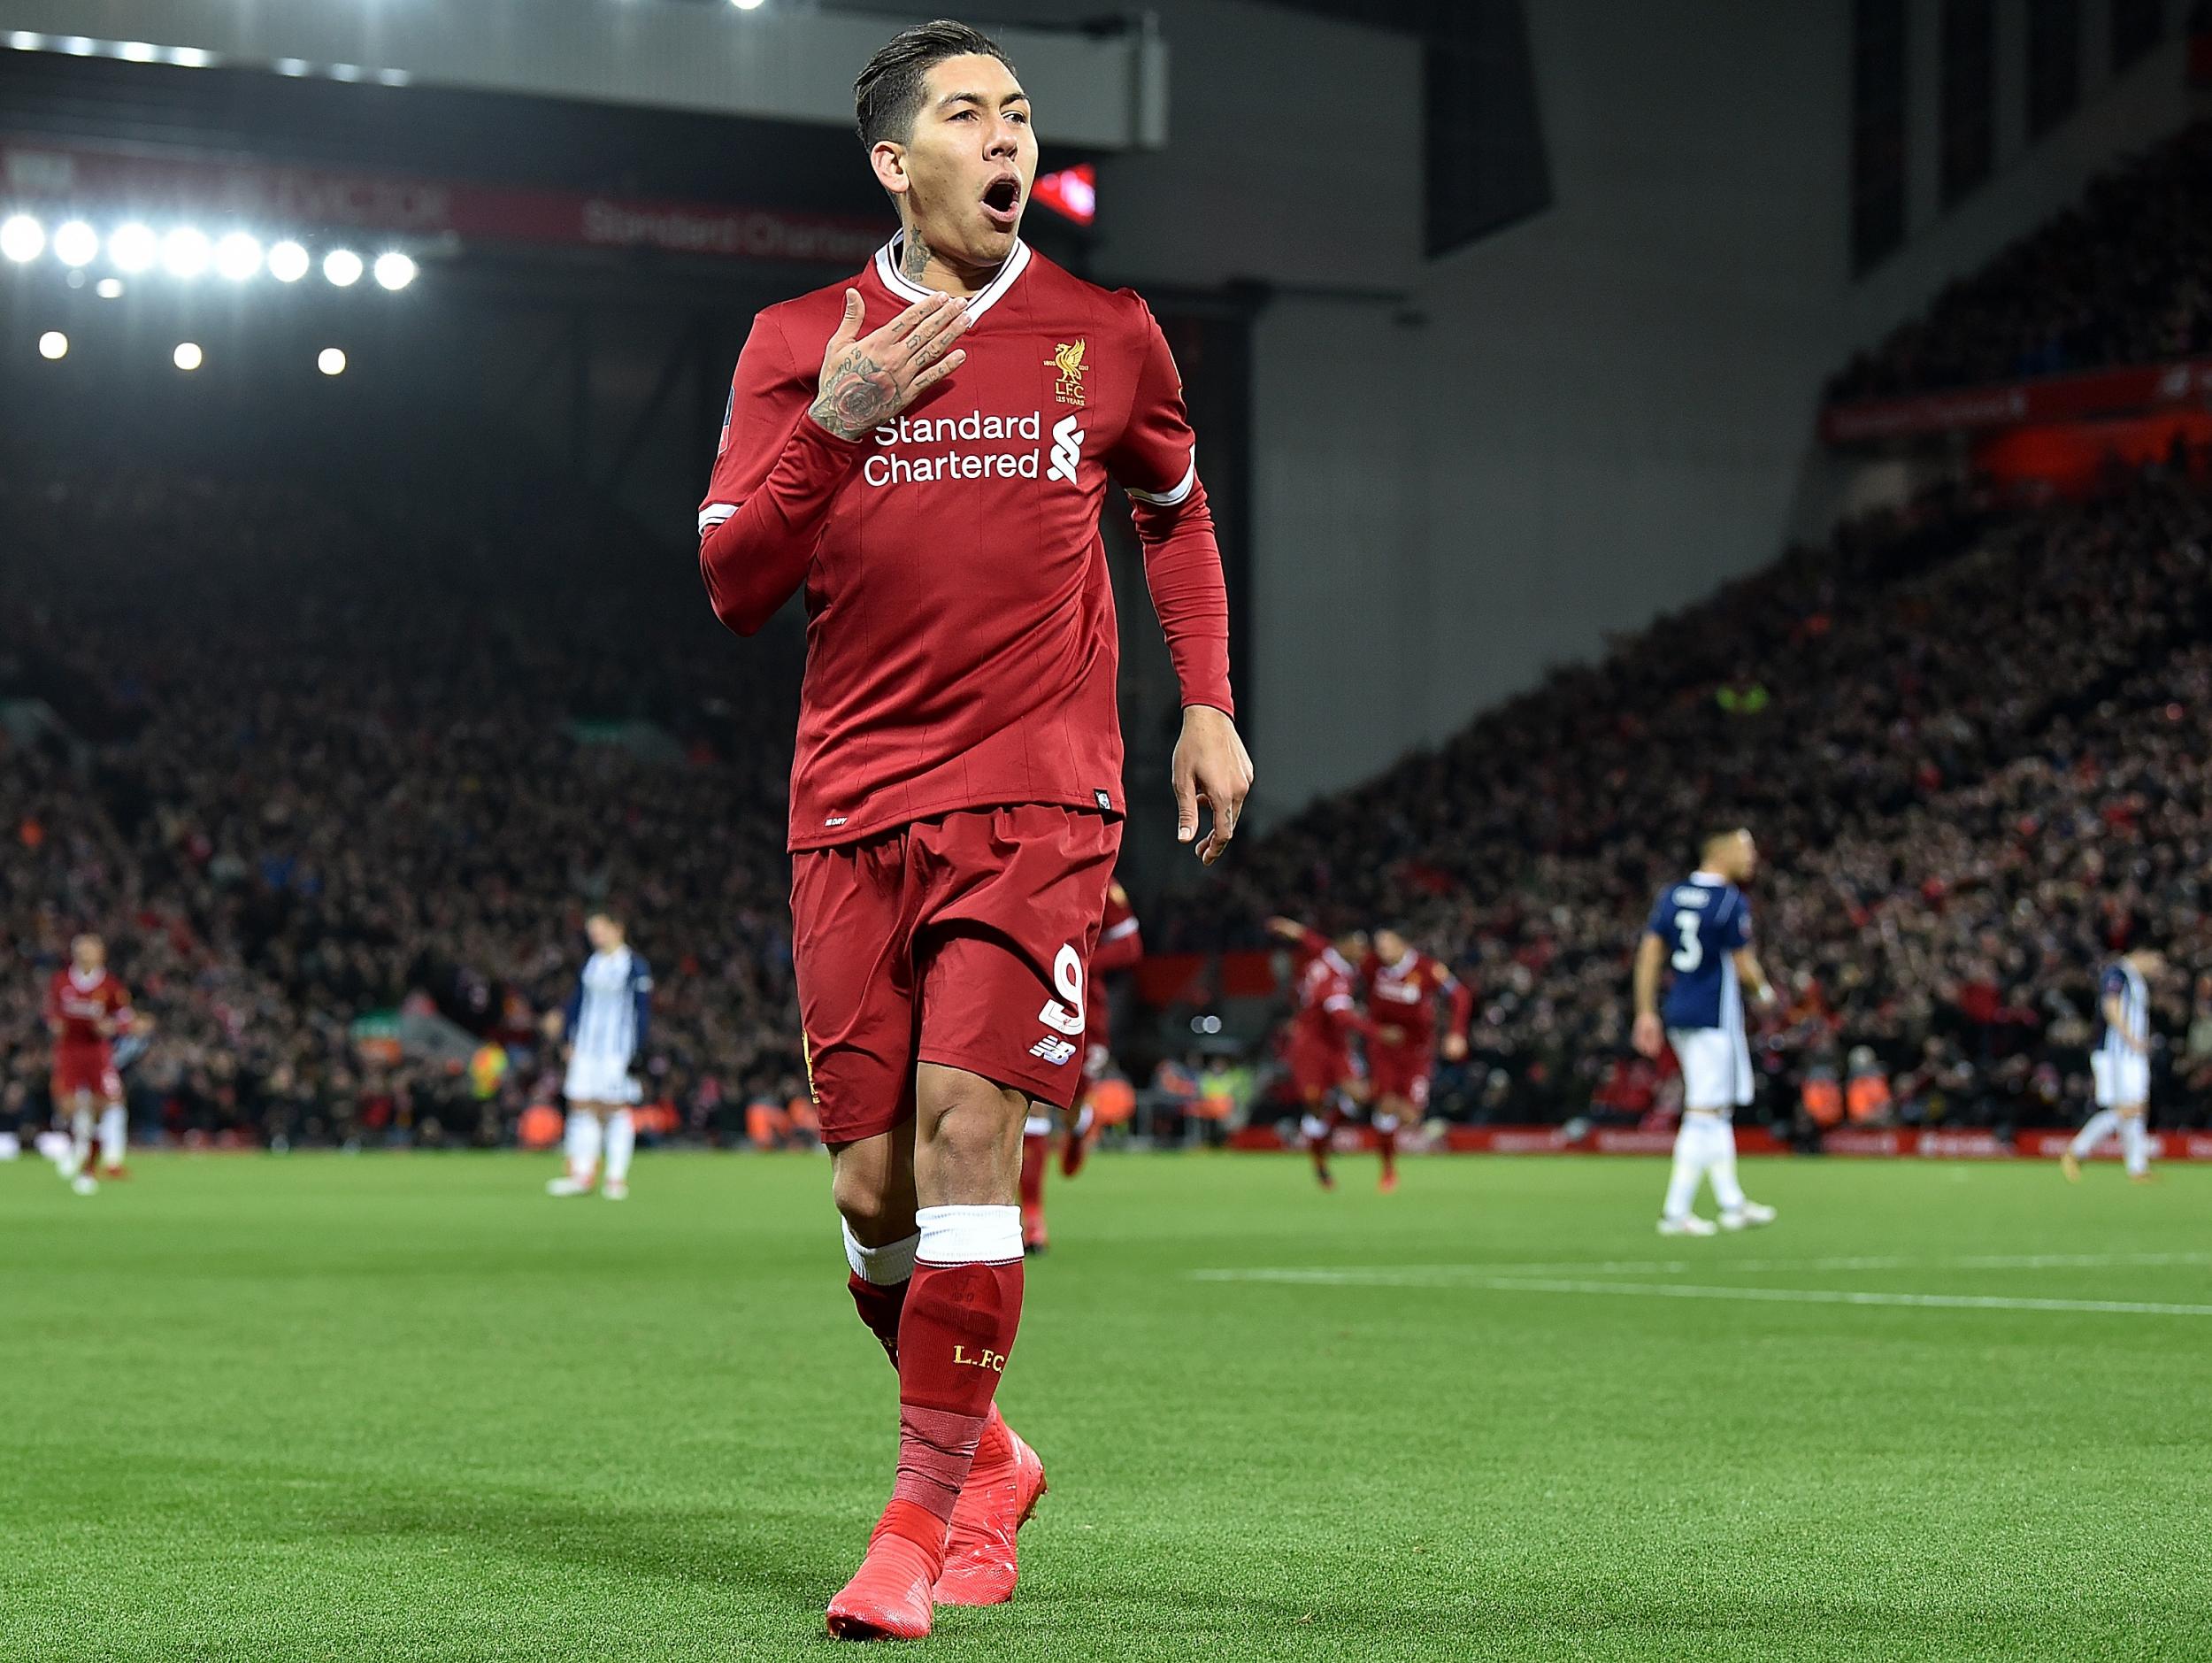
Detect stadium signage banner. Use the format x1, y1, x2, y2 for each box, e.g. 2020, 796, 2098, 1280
0, 136, 885, 266
1227, 1125, 2211, 1159
1821, 355, 2212, 444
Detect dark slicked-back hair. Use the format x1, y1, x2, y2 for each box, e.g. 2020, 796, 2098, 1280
855, 19, 1018, 149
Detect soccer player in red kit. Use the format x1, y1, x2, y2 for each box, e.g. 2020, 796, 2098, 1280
1359, 927, 1472, 1191
45, 934, 134, 1194
696, 20, 1250, 1641
1266, 917, 1371, 1190
1071, 876, 1142, 1175
1017, 876, 1140, 1251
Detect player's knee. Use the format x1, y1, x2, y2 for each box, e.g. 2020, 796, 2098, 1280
831, 1166, 915, 1244
915, 1066, 1027, 1170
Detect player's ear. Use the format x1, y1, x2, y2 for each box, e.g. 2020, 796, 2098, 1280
870, 139, 911, 201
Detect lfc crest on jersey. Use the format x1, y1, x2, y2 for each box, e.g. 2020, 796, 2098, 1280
1047, 339, 1087, 406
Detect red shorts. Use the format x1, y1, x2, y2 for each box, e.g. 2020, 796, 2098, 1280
52, 1046, 121, 1102
791, 805, 1120, 1145
1286, 1035, 1356, 1103
1369, 1044, 1432, 1111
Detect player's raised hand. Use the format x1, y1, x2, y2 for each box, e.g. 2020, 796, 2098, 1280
809, 289, 971, 442
1442, 1033, 1470, 1063
1173, 704, 1253, 866
1632, 1011, 1665, 1059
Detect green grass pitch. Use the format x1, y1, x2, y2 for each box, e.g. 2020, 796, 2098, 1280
5, 1151, 2210, 1661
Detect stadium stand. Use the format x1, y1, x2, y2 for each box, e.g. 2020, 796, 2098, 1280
1830, 120, 2212, 398
0, 466, 808, 1147
1197, 466, 2212, 1129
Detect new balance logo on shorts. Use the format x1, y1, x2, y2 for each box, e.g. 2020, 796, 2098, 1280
1029, 1036, 1077, 1066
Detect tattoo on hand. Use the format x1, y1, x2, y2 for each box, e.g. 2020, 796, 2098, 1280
901, 235, 932, 282
810, 349, 897, 441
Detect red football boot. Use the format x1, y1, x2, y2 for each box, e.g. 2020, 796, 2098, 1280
932, 1407, 1048, 1607
826, 1501, 942, 1641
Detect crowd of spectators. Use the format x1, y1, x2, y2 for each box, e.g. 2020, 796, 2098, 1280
1, 467, 810, 1148
1199, 465, 2212, 1131
9, 449, 2211, 1146
1830, 121, 2212, 400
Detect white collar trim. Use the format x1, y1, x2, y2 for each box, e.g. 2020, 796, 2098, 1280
1690, 871, 1727, 885
875, 233, 1031, 321
69, 966, 103, 989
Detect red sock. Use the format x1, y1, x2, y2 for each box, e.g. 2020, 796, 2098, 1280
1379, 1126, 1398, 1178
1018, 1135, 1048, 1240
891, 1259, 1024, 1523
848, 1274, 909, 1368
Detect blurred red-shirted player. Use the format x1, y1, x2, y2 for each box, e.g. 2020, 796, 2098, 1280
1359, 926, 1472, 1191
1017, 877, 1141, 1252
1267, 917, 1371, 1190
695, 20, 1251, 1641
45, 933, 133, 1193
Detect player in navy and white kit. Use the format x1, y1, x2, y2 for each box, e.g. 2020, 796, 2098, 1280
547, 912, 653, 1200
2062, 947, 2164, 1183
1632, 828, 1779, 1236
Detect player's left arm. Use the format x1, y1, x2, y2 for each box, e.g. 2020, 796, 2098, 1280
631, 958, 653, 1055
1105, 300, 1250, 865
1092, 898, 1145, 975
1727, 896, 1776, 1010
1439, 967, 1474, 1061
1731, 948, 1777, 1009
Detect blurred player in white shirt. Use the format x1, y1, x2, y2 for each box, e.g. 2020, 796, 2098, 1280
547, 912, 652, 1200
2063, 948, 2163, 1183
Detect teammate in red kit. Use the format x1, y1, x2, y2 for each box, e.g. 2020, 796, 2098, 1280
1071, 876, 1142, 1176
1017, 877, 1141, 1251
44, 934, 134, 1195
1358, 927, 1473, 1192
696, 20, 1250, 1641
1266, 917, 1371, 1190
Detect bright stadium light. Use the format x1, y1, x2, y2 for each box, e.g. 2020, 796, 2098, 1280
318, 347, 347, 376
372, 251, 416, 291
119, 41, 157, 62
1, 213, 44, 262
96, 276, 124, 298
214, 232, 263, 281
161, 225, 211, 279
53, 220, 98, 266
173, 341, 203, 372
733, 0, 769, 10
38, 330, 67, 360
274, 58, 309, 77
6, 31, 43, 50
267, 240, 310, 282
168, 46, 214, 67
110, 222, 157, 273
323, 249, 363, 288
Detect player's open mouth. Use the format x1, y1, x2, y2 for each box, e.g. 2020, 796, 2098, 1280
980, 175, 1022, 228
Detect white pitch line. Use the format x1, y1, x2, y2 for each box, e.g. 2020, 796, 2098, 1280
1192, 1268, 2212, 1318
1192, 1251, 2212, 1282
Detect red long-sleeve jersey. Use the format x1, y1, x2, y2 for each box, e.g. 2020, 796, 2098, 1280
1286, 927, 1367, 1051
45, 966, 132, 1055
1362, 948, 1472, 1059
698, 235, 1233, 851
1085, 879, 1142, 1040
